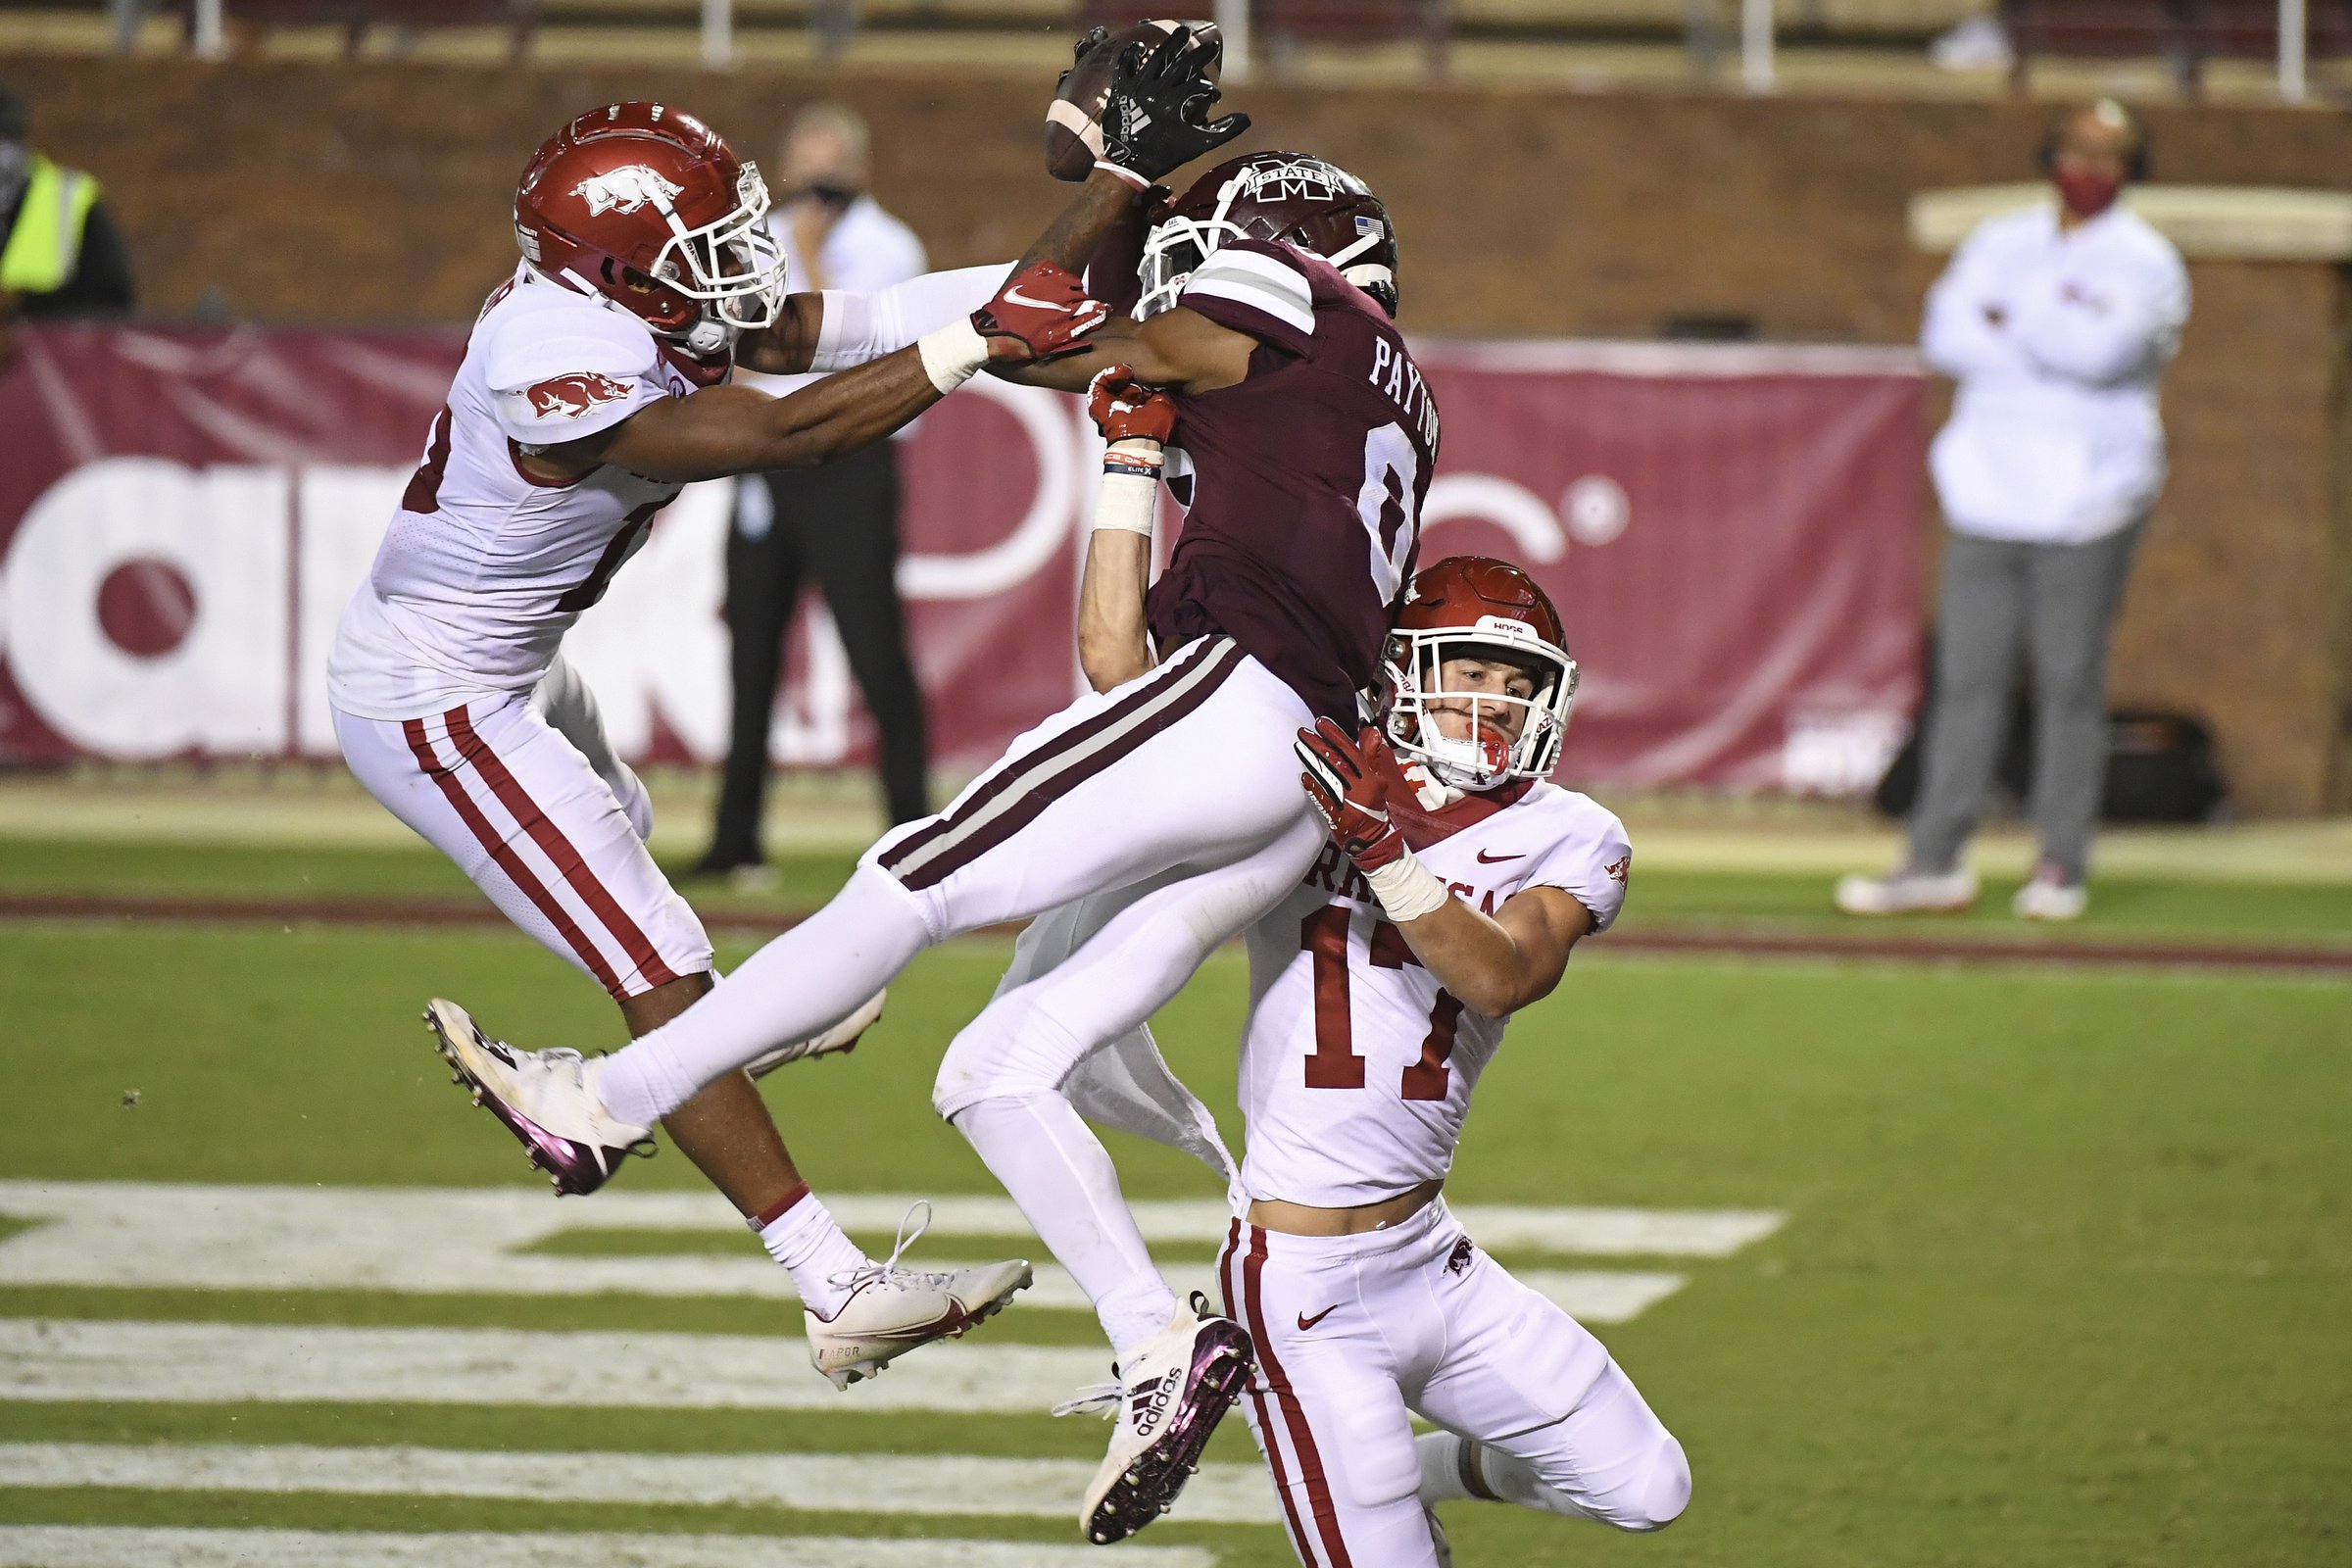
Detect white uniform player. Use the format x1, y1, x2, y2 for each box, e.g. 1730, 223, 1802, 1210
1221, 554, 1690, 1568
330, 264, 724, 998
332, 93, 1140, 1388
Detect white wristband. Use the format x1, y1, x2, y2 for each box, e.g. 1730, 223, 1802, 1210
1363, 849, 1450, 923
915, 318, 990, 395
1094, 159, 1151, 191
1095, 466, 1159, 536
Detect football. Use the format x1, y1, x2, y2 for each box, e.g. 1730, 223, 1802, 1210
1043, 19, 1221, 182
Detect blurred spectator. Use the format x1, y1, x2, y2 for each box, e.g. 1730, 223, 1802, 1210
696, 104, 930, 883
1838, 99, 2187, 922
0, 83, 136, 365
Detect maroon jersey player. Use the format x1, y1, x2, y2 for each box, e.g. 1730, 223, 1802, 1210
433, 147, 1431, 1548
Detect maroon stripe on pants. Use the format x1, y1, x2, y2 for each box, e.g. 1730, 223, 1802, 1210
444, 706, 681, 993
403, 716, 626, 998
878, 638, 1244, 894
1221, 1218, 1323, 1568
1242, 1223, 1355, 1568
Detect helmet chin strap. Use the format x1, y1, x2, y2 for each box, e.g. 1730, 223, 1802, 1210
680, 314, 736, 357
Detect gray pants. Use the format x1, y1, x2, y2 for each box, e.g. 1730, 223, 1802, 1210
1907, 522, 2143, 883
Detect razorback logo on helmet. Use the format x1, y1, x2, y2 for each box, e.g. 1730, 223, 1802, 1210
525, 371, 634, 420
572, 165, 684, 218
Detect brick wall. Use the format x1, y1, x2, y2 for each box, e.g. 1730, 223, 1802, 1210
17, 58, 2350, 810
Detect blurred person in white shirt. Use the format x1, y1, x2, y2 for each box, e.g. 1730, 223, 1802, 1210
699, 104, 937, 880
1839, 99, 2188, 922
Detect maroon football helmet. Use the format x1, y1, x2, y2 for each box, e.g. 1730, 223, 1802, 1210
1137, 150, 1399, 318
514, 101, 785, 355
1379, 556, 1578, 789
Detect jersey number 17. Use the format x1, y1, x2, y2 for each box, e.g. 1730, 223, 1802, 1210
1300, 905, 1461, 1102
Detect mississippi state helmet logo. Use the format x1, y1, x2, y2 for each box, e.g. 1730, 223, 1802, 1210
572, 165, 683, 217
525, 371, 632, 419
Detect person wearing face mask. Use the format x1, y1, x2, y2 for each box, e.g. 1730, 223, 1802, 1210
1838, 97, 2188, 923
0, 83, 136, 367
699, 102, 935, 880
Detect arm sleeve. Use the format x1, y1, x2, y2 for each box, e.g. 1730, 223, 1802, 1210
1919, 229, 2029, 381
808, 262, 1013, 371
1520, 806, 1633, 934
481, 308, 668, 446
1178, 239, 1316, 358
2008, 246, 2190, 387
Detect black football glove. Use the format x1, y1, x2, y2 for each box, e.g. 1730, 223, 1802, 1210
1054, 24, 1111, 98
1099, 24, 1250, 184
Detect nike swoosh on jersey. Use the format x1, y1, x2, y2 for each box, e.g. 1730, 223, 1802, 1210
1475, 849, 1525, 863
1296, 1304, 1338, 1331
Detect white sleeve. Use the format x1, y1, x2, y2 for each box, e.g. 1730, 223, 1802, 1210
2009, 244, 2189, 387
1919, 227, 2031, 382
1522, 806, 1633, 934
481, 308, 667, 446
808, 263, 1014, 371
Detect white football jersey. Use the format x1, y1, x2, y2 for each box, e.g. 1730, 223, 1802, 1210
1236, 779, 1632, 1208
327, 267, 723, 719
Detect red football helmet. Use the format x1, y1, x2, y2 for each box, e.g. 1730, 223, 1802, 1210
1137, 150, 1398, 319
514, 101, 785, 355
1378, 556, 1579, 789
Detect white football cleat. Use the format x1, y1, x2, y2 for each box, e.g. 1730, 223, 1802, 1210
2012, 865, 2087, 920
1054, 1293, 1255, 1544
1834, 865, 1980, 916
745, 988, 887, 1079
425, 998, 653, 1197
805, 1201, 1032, 1390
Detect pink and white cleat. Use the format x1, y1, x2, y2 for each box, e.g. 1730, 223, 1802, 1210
424, 998, 653, 1196
1054, 1293, 1256, 1544
745, 988, 887, 1079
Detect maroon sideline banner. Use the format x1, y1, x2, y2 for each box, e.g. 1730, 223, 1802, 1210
0, 324, 1924, 794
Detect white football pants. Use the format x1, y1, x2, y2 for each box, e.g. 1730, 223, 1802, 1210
1220, 1200, 1690, 1568
333, 657, 711, 1000
612, 637, 1324, 1114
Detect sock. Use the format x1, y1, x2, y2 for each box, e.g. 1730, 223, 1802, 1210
953, 1093, 1174, 1361
758, 1186, 870, 1320
1417, 1430, 1486, 1504
599, 865, 932, 1125
1098, 1273, 1182, 1365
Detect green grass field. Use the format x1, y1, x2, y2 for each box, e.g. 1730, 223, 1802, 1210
4, 829, 2349, 1567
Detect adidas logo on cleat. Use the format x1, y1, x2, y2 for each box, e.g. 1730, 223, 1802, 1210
1127, 1371, 1178, 1438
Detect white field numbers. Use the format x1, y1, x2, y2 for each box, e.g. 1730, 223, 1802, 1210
1357, 421, 1421, 600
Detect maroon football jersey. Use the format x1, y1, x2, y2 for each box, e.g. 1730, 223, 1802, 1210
1146, 238, 1441, 724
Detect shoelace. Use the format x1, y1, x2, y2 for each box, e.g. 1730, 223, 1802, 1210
826, 1200, 958, 1293
1051, 1379, 1123, 1420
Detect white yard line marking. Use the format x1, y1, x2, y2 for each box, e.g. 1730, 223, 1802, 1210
0, 1441, 1279, 1525
0, 1526, 1217, 1568
0, 1320, 1103, 1413
0, 1182, 1772, 1323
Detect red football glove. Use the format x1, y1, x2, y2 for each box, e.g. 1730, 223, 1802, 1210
1088, 364, 1176, 445
972, 261, 1109, 363
1296, 718, 1408, 871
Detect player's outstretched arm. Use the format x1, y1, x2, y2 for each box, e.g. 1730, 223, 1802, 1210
519, 262, 1105, 483
1297, 719, 1594, 1016
1075, 366, 1169, 691
993, 302, 1254, 397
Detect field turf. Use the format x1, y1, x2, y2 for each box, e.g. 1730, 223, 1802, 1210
3, 832, 2348, 1567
